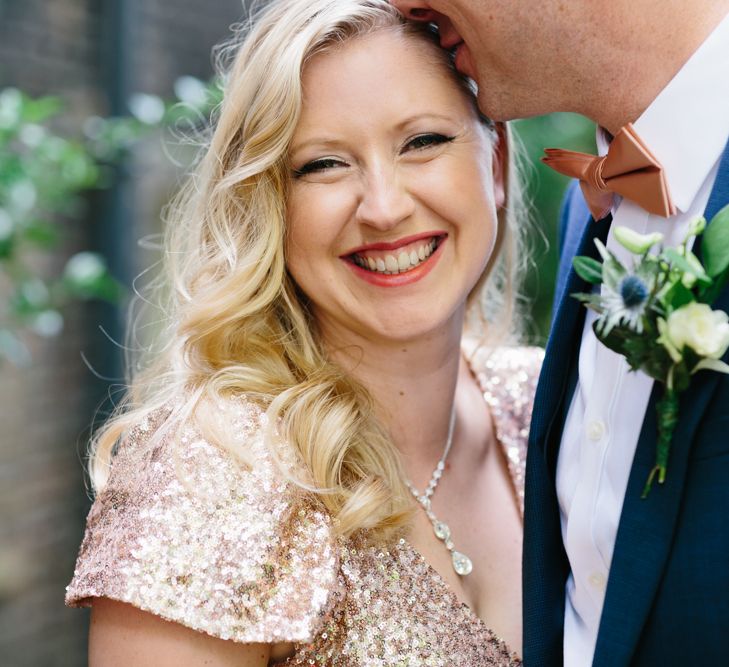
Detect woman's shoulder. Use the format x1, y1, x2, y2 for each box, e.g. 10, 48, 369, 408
66, 392, 340, 645
463, 339, 543, 441
463, 338, 544, 398
463, 339, 544, 513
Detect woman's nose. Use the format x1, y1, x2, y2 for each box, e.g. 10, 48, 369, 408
355, 169, 415, 231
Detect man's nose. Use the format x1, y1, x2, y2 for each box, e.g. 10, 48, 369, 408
389, 1, 438, 22
355, 169, 415, 231
389, 3, 460, 48
390, 0, 435, 21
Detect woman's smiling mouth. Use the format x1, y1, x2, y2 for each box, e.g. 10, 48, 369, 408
342, 233, 447, 286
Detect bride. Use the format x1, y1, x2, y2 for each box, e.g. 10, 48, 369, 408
66, 0, 541, 664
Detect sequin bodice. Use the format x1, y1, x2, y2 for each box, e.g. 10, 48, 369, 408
67, 345, 543, 665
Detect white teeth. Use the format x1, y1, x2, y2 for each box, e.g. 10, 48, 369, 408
353, 238, 440, 275
398, 252, 410, 271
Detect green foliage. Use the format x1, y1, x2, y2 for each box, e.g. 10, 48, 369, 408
0, 77, 220, 366
0, 78, 595, 362
571, 214, 729, 496
513, 113, 597, 341
0, 88, 114, 364
701, 204, 729, 278
572, 256, 602, 284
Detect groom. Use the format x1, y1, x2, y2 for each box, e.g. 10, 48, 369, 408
392, 1, 729, 665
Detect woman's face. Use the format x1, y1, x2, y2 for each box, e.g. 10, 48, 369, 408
286, 29, 503, 348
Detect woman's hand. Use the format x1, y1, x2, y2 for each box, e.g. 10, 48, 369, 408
89, 598, 273, 666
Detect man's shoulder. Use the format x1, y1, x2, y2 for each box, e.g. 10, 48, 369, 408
552, 180, 591, 308
559, 180, 590, 258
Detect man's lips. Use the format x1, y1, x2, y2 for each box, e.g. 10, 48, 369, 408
419, 15, 473, 79
453, 42, 476, 80
440, 34, 463, 50
430, 13, 464, 51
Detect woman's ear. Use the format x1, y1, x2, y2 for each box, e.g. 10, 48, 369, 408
492, 122, 508, 210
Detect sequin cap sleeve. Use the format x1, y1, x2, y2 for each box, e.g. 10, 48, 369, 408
465, 342, 544, 514
65, 395, 339, 644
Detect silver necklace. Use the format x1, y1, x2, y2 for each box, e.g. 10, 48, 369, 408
405, 405, 473, 577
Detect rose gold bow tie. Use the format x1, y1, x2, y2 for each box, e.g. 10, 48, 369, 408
542, 123, 676, 220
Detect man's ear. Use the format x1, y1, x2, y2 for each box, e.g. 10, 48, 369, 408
492, 121, 508, 210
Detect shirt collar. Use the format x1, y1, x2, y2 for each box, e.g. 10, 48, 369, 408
597, 12, 729, 213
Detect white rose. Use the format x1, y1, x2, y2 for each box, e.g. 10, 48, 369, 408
665, 303, 729, 359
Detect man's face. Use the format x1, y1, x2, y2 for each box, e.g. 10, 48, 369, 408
390, 0, 582, 120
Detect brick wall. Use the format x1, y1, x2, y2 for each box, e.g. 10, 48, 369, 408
0, 1, 245, 664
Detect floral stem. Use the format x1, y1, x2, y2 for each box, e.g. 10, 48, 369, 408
642, 385, 680, 498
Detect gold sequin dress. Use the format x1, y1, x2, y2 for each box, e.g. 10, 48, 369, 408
66, 345, 543, 665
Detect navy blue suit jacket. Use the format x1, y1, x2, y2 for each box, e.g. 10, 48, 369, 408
522, 138, 729, 667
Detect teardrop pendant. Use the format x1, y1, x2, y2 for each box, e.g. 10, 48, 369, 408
451, 550, 473, 576
433, 521, 451, 541
404, 404, 472, 576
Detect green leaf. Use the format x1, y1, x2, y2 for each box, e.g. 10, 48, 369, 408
0, 236, 14, 259
672, 362, 692, 393
658, 280, 694, 312
699, 265, 729, 304
62, 268, 124, 303
571, 292, 604, 314
662, 248, 711, 284
22, 221, 59, 248
10, 278, 51, 315
593, 322, 630, 357
594, 324, 654, 368
641, 346, 676, 382
21, 95, 63, 124
701, 204, 729, 278
573, 256, 603, 284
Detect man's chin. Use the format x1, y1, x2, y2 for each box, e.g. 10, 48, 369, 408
475, 88, 531, 123
474, 89, 502, 122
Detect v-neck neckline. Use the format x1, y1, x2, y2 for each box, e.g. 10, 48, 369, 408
397, 345, 525, 662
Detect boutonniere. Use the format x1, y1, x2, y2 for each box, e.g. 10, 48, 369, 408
572, 204, 729, 497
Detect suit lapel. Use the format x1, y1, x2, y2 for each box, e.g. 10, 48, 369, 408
531, 211, 610, 448
593, 138, 729, 667
523, 206, 610, 665
703, 137, 729, 220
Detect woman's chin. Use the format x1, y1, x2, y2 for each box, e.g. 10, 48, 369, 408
340, 306, 467, 349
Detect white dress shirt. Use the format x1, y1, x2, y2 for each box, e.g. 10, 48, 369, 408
556, 13, 729, 667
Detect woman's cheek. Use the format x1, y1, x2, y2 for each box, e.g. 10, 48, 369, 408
288, 186, 353, 247
414, 157, 494, 223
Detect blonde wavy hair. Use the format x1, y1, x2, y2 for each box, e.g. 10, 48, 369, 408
90, 0, 528, 543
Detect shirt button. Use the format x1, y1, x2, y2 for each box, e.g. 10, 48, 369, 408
588, 572, 607, 591
586, 419, 606, 442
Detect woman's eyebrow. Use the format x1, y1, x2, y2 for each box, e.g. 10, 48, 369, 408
393, 112, 459, 130
290, 112, 460, 154
289, 136, 348, 155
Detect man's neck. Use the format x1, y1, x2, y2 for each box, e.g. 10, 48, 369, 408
579, 1, 729, 134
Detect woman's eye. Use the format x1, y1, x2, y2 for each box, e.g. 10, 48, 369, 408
404, 133, 455, 152
293, 158, 347, 177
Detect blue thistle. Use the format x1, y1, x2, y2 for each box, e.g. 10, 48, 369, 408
619, 275, 649, 309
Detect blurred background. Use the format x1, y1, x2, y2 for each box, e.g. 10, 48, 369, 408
0, 1, 595, 664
